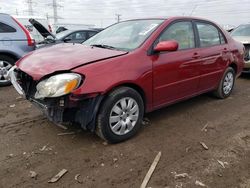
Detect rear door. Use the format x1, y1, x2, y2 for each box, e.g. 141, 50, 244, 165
152, 20, 202, 108
194, 21, 228, 92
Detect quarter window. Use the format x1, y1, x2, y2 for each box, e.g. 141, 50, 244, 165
0, 22, 16, 33
196, 22, 223, 47
158, 21, 195, 50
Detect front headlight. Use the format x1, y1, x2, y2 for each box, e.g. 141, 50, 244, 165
34, 73, 82, 99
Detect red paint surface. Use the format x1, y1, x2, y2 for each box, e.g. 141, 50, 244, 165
17, 17, 245, 113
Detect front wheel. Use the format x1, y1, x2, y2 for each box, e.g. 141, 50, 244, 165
96, 87, 144, 143
213, 67, 235, 99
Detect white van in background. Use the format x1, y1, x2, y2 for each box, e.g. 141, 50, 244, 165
12, 15, 52, 42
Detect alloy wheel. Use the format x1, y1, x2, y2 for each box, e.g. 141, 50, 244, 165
0, 60, 12, 83
109, 97, 139, 135
223, 72, 234, 95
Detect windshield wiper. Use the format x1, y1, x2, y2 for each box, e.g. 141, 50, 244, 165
91, 44, 117, 50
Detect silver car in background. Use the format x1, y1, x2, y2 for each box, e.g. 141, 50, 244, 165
0, 13, 35, 86
231, 24, 250, 72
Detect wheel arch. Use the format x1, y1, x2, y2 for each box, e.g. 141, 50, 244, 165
103, 82, 147, 112
85, 82, 147, 132
229, 62, 238, 74
0, 51, 20, 61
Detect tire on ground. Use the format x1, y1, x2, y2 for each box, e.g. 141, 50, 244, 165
213, 67, 235, 99
96, 86, 144, 143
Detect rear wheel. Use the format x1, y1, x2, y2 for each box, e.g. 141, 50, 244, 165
96, 87, 144, 143
0, 55, 16, 86
213, 67, 235, 99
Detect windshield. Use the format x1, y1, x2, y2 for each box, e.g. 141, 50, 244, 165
231, 25, 250, 37
83, 19, 164, 51
55, 30, 73, 39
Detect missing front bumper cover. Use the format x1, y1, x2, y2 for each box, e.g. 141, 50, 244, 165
30, 95, 103, 131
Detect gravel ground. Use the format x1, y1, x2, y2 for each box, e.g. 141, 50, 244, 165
0, 75, 250, 188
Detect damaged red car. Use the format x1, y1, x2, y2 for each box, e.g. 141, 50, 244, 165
9, 17, 244, 143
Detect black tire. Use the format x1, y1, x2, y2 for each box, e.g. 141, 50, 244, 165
213, 67, 235, 99
0, 55, 16, 87
96, 87, 144, 143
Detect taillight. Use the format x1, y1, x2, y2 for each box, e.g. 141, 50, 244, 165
12, 17, 35, 46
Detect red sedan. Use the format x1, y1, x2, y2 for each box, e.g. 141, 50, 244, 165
9, 17, 244, 143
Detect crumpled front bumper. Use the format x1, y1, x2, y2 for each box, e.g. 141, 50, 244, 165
8, 67, 103, 131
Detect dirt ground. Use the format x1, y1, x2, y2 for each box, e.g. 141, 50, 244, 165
0, 75, 250, 188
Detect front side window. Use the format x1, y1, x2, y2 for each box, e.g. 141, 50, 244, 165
158, 21, 195, 50
196, 22, 221, 47
0, 22, 16, 33
83, 19, 164, 51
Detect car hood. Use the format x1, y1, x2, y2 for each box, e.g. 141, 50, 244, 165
16, 43, 128, 80
232, 36, 250, 44
29, 18, 55, 39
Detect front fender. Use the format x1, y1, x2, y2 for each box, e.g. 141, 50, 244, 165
71, 52, 153, 112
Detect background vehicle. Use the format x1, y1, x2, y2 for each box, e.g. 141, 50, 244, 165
55, 29, 101, 43
29, 18, 101, 48
10, 17, 244, 143
0, 13, 35, 86
13, 15, 52, 43
231, 24, 250, 72
36, 29, 101, 48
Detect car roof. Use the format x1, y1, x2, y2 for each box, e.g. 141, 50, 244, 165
0, 13, 12, 19
0, 13, 10, 16
121, 16, 223, 31
124, 16, 216, 22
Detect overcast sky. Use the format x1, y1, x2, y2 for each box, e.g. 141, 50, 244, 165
0, 0, 250, 28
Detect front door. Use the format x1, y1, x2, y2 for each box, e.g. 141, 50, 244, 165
152, 21, 201, 109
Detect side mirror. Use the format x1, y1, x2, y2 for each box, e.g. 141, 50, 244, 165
154, 40, 178, 52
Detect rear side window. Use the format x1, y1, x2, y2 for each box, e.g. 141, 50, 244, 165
158, 21, 195, 50
0, 22, 16, 33
196, 22, 225, 47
